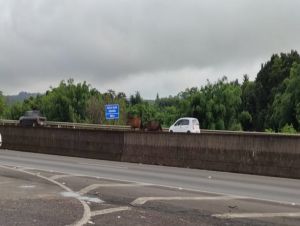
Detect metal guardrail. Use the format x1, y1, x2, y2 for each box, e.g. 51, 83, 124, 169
47, 121, 131, 130
0, 119, 19, 126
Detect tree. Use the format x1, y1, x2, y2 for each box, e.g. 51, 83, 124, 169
86, 95, 103, 124
241, 75, 255, 130
0, 91, 4, 117
239, 111, 252, 131
117, 92, 126, 99
41, 79, 92, 122
4, 102, 29, 120
253, 51, 300, 130
270, 62, 300, 131
130, 91, 142, 105
104, 89, 116, 100
189, 77, 242, 130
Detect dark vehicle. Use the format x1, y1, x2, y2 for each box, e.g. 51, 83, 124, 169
19, 110, 47, 127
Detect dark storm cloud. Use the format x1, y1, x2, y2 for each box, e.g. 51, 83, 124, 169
0, 0, 300, 97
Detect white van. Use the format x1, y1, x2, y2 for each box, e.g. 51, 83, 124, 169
169, 117, 200, 133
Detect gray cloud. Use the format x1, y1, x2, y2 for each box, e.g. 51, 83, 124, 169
0, 0, 300, 98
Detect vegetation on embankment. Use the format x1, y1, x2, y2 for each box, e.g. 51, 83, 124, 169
1, 50, 300, 133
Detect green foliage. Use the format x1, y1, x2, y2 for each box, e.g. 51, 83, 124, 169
270, 62, 300, 131
0, 91, 5, 117
4, 102, 29, 120
1, 50, 300, 133
2, 79, 128, 125
253, 51, 300, 130
85, 95, 103, 124
239, 111, 252, 131
154, 95, 181, 126
280, 123, 297, 134
39, 79, 90, 122
127, 104, 141, 118
229, 123, 243, 131
127, 102, 161, 125
130, 91, 142, 105
241, 76, 256, 130
265, 128, 274, 133
189, 77, 242, 130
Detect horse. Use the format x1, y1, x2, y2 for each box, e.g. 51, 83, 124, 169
142, 120, 162, 132
127, 116, 142, 130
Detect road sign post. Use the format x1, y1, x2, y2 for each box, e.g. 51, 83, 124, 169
105, 104, 119, 120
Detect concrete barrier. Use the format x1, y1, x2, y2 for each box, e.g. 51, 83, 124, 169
123, 132, 300, 178
0, 126, 124, 161
0, 125, 300, 178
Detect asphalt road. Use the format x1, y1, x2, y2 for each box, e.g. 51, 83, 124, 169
0, 149, 300, 226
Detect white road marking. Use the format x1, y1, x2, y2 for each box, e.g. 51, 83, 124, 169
131, 196, 240, 206
1, 162, 299, 208
212, 212, 300, 219
50, 174, 74, 180
78, 183, 149, 195
0, 165, 91, 226
19, 185, 36, 189
91, 206, 131, 216
61, 191, 104, 204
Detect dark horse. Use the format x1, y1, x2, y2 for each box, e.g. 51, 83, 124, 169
142, 120, 162, 132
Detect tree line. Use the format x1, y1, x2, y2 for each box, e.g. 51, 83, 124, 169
0, 50, 300, 133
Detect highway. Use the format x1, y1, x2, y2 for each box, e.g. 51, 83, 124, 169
1, 149, 300, 225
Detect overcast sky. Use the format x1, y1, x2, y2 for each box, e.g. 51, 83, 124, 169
0, 0, 299, 98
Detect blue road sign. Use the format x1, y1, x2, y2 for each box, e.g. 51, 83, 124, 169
105, 104, 119, 120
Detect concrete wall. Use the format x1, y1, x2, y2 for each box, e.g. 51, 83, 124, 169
0, 126, 124, 161
123, 132, 300, 178
1, 125, 300, 178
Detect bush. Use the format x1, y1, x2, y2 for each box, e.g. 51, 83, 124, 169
265, 128, 274, 133
280, 123, 297, 134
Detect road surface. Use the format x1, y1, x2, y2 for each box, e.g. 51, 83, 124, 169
0, 149, 300, 225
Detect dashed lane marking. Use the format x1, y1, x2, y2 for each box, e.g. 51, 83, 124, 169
212, 212, 300, 219
78, 183, 149, 195
91, 206, 132, 217
131, 195, 241, 206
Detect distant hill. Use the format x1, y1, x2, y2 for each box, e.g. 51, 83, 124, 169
5, 92, 39, 105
